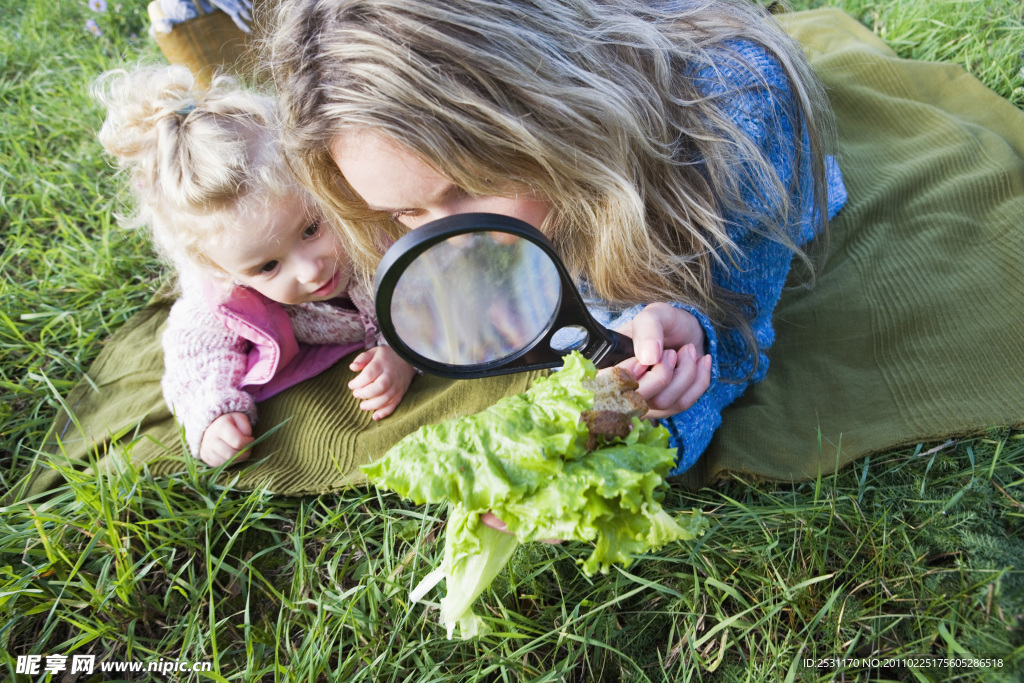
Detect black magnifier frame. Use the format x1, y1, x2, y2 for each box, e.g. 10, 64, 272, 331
373, 213, 634, 379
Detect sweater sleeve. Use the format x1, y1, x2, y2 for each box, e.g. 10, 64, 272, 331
347, 278, 385, 347
586, 41, 846, 475
161, 279, 258, 458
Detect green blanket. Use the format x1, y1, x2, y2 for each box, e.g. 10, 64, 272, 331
17, 299, 542, 497
680, 9, 1024, 486
18, 9, 1024, 497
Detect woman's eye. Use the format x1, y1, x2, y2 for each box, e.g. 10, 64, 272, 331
259, 260, 279, 273
303, 221, 320, 238
391, 210, 427, 227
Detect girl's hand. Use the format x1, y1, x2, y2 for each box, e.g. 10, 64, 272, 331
615, 303, 713, 419
199, 412, 254, 467
348, 346, 418, 420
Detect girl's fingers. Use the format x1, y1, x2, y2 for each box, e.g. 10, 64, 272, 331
351, 371, 394, 399
371, 394, 403, 420
220, 423, 254, 451
348, 348, 380, 379
222, 431, 252, 451
226, 411, 253, 436
202, 440, 234, 467
349, 360, 385, 392
211, 432, 254, 463
358, 391, 394, 412
200, 451, 225, 468
201, 413, 251, 464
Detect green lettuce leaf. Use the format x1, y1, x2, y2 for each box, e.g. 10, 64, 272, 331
364, 351, 707, 639
438, 505, 520, 639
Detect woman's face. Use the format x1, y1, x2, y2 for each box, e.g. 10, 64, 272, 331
330, 130, 551, 232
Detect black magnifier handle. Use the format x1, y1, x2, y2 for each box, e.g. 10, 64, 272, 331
592, 328, 635, 368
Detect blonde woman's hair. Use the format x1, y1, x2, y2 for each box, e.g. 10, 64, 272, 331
268, 0, 835, 375
93, 64, 297, 277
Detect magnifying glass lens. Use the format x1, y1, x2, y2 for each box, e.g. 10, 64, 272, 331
390, 231, 561, 365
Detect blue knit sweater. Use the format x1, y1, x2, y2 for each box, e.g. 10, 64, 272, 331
585, 40, 847, 475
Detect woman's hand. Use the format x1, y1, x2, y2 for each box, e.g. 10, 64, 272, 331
480, 512, 561, 544
199, 412, 254, 467
348, 345, 418, 419
615, 303, 713, 419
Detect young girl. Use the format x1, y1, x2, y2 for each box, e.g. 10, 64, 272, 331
267, 0, 847, 477
94, 65, 417, 467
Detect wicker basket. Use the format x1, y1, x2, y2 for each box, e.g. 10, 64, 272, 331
148, 1, 271, 84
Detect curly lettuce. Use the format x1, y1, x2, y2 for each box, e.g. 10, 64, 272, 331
363, 352, 707, 639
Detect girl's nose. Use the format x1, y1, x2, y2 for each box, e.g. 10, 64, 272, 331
295, 255, 323, 283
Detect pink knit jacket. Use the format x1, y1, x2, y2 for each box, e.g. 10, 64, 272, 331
161, 275, 379, 457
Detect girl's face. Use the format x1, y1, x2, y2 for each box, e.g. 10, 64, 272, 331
330, 130, 551, 232
206, 192, 352, 305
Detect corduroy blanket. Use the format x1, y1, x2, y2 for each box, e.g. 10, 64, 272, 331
679, 9, 1024, 487
16, 9, 1024, 498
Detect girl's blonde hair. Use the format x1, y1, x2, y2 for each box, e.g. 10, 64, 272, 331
268, 0, 834, 372
93, 64, 296, 277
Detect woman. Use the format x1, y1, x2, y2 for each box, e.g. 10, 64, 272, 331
266, 0, 847, 474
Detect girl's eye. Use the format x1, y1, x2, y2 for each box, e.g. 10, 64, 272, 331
259, 260, 279, 274
303, 221, 320, 238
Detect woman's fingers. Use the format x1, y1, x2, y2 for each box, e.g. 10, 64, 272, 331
479, 512, 508, 533
623, 309, 665, 366
612, 304, 712, 417
634, 348, 677, 400
618, 304, 706, 374
646, 349, 696, 413
634, 346, 713, 418
680, 354, 712, 407
479, 512, 561, 544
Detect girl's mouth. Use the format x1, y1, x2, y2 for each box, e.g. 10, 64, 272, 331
313, 271, 340, 298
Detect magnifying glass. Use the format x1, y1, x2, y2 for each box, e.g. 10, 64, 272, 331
373, 213, 634, 379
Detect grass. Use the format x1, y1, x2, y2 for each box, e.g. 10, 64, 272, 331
783, 0, 1024, 107
1, 0, 1022, 681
